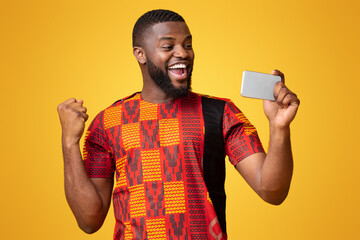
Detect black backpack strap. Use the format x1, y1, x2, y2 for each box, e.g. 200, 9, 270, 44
201, 96, 227, 234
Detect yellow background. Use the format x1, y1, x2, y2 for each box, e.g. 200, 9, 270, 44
1, 0, 359, 239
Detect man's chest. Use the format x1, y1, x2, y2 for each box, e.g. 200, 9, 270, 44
102, 93, 205, 183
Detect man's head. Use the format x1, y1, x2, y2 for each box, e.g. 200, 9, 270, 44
132, 9, 185, 48
133, 10, 194, 99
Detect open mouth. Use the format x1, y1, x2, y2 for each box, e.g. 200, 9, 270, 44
168, 63, 188, 79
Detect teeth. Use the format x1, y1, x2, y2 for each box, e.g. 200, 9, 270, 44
169, 64, 186, 69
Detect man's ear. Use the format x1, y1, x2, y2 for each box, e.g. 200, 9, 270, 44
133, 47, 146, 64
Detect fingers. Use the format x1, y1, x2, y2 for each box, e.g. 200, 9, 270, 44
72, 102, 87, 115
71, 100, 87, 113
58, 98, 74, 112
273, 82, 299, 109
57, 98, 88, 119
78, 106, 87, 113
63, 98, 76, 104
79, 112, 89, 122
281, 92, 299, 108
271, 69, 285, 84
58, 98, 84, 110
273, 81, 284, 99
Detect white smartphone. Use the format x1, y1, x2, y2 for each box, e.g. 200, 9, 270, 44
241, 70, 281, 101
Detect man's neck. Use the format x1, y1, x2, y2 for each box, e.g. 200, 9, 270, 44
141, 86, 175, 104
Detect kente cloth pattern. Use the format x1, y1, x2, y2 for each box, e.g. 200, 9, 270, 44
83, 92, 264, 239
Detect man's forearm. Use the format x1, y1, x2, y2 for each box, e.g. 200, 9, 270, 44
63, 142, 107, 233
259, 126, 293, 205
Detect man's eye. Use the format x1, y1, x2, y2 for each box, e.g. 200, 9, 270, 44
162, 46, 173, 50
185, 44, 192, 49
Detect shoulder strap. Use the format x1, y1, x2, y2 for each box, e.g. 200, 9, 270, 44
201, 96, 227, 234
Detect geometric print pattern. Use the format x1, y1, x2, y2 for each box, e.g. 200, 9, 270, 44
83, 92, 264, 240
164, 181, 186, 214
115, 156, 127, 187
224, 101, 264, 166
140, 100, 158, 121
104, 105, 122, 130
123, 221, 132, 240
141, 150, 162, 182
82, 131, 90, 161
159, 118, 180, 146
121, 122, 141, 151
145, 181, 165, 218
129, 184, 146, 218
146, 218, 166, 239
180, 93, 208, 238
235, 112, 257, 135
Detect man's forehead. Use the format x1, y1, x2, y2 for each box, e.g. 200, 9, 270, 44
150, 22, 191, 39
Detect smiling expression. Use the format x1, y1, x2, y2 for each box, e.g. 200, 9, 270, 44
143, 22, 195, 98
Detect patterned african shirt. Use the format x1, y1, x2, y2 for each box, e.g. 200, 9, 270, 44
83, 92, 264, 239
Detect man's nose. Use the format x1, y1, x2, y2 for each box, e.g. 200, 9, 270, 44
173, 46, 188, 58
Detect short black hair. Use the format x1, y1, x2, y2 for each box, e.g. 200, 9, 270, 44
132, 9, 185, 47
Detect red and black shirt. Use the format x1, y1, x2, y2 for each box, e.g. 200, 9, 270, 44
83, 92, 264, 239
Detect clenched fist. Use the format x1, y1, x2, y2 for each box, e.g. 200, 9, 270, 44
57, 98, 89, 146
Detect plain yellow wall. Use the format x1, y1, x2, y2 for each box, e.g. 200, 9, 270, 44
1, 0, 359, 239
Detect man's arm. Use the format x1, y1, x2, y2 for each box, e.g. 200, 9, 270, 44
236, 70, 299, 205
58, 98, 113, 233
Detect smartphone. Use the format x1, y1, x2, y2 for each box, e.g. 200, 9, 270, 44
241, 70, 281, 101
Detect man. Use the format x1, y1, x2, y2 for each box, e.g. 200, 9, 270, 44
57, 9, 299, 239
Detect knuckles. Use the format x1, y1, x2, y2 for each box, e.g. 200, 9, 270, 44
271, 71, 300, 107
61, 104, 74, 115
57, 100, 87, 121
280, 87, 288, 94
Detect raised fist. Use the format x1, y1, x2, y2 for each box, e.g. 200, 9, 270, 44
57, 98, 89, 146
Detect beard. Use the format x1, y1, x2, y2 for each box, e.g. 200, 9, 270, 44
147, 57, 192, 99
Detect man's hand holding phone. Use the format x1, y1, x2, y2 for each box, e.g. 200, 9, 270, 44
264, 70, 300, 128
241, 69, 300, 128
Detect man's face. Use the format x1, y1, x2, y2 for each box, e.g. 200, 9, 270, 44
143, 22, 194, 98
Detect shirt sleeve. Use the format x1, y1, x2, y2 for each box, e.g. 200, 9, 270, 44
83, 111, 115, 178
223, 100, 265, 166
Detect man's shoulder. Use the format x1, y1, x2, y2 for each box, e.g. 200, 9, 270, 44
193, 92, 232, 104
106, 92, 141, 109
91, 92, 140, 124
193, 92, 242, 116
